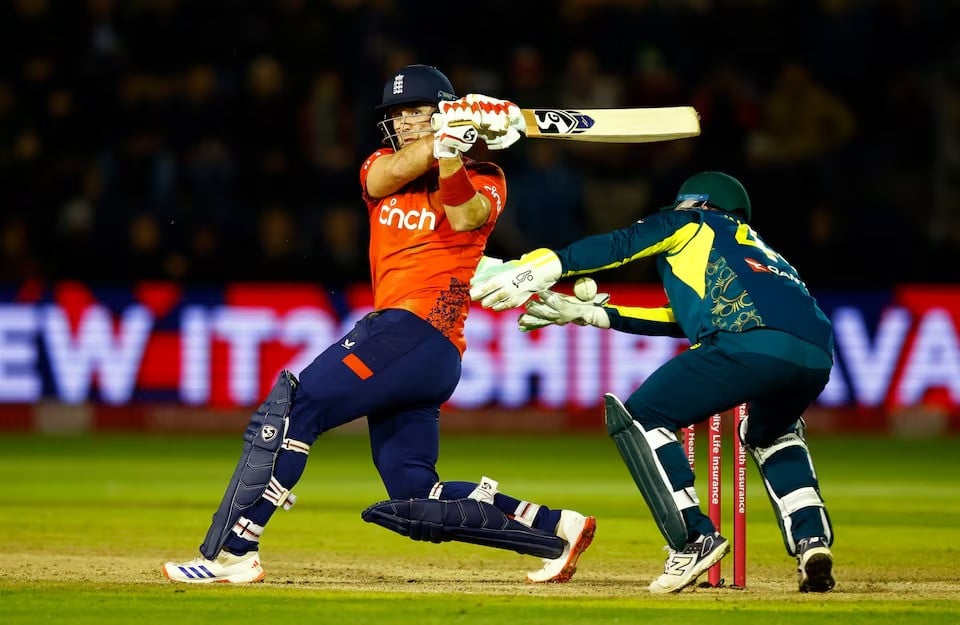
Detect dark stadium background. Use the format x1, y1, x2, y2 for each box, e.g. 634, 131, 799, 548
1, 0, 958, 435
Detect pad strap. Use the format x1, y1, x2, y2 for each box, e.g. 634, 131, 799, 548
781, 487, 824, 515
263, 476, 297, 510
231, 516, 265, 543
645, 426, 701, 511
512, 501, 541, 528
282, 439, 310, 454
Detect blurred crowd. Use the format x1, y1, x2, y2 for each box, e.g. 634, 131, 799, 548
2, 0, 959, 289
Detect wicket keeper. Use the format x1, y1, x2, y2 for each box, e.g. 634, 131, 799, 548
471, 171, 836, 593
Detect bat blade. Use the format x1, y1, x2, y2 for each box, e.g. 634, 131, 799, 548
519, 106, 700, 143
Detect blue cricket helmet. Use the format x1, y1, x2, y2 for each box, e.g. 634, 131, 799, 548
375, 64, 457, 150
376, 64, 457, 110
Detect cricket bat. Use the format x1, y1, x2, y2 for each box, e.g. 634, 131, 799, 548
519, 106, 700, 143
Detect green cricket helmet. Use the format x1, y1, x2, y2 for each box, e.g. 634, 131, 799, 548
660, 171, 752, 222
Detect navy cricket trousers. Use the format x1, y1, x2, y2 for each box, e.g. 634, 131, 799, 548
287, 308, 462, 498
221, 309, 462, 554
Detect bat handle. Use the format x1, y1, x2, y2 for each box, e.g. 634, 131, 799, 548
430, 113, 442, 132
512, 110, 528, 136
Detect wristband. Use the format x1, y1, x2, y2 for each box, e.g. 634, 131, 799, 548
438, 165, 476, 206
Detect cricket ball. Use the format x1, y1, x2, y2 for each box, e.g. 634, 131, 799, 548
574, 277, 598, 301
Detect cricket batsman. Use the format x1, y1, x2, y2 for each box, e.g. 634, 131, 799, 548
162, 64, 595, 585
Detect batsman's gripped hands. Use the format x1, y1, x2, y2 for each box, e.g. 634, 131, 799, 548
469, 248, 562, 311
518, 289, 612, 332
434, 94, 524, 150
465, 94, 523, 150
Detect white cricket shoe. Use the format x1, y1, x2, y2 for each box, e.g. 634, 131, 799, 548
648, 532, 730, 593
162, 550, 265, 584
796, 536, 835, 593
526, 510, 597, 583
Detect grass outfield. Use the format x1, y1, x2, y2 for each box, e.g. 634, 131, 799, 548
3, 430, 958, 624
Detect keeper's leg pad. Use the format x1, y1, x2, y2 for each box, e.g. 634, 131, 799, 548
604, 393, 689, 551
200, 370, 302, 559
743, 418, 833, 556
361, 498, 565, 559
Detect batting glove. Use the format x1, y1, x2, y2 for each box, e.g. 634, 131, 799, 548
484, 125, 523, 150
438, 97, 482, 126
464, 94, 521, 132
432, 114, 479, 159
469, 248, 562, 311
464, 94, 524, 150
518, 289, 611, 332
440, 95, 524, 150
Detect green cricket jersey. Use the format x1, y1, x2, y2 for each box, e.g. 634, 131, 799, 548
552, 208, 834, 354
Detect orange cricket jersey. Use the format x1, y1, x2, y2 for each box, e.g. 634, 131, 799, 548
359, 148, 506, 356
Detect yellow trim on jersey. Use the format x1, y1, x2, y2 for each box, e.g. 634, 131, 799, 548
665, 223, 714, 298
563, 224, 700, 277
608, 305, 676, 323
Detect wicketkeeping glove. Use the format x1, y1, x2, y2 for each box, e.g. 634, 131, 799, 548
469, 248, 562, 311
472, 255, 504, 283
518, 289, 611, 332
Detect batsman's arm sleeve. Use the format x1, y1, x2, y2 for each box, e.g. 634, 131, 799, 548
606, 305, 686, 338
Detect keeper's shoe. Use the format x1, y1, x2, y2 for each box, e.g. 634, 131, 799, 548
526, 510, 596, 583
648, 532, 730, 594
162, 550, 265, 584
796, 536, 835, 593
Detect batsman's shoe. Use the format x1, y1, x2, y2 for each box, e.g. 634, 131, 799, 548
526, 510, 597, 583
162, 550, 265, 584
648, 532, 730, 594
797, 536, 835, 593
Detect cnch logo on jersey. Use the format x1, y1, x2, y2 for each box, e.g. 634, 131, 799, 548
379, 198, 437, 231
